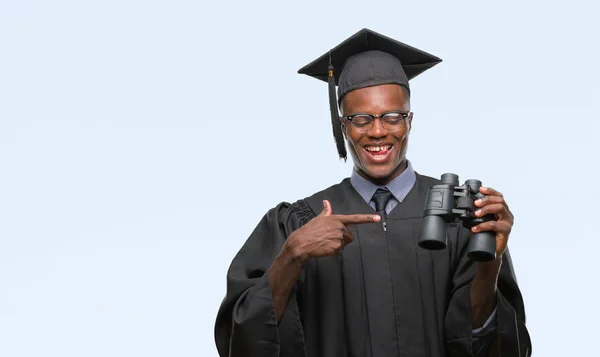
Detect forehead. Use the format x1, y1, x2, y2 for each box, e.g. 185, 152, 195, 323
341, 84, 408, 113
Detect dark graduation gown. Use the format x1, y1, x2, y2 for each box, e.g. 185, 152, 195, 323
214, 173, 532, 357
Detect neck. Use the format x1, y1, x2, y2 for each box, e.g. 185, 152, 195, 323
356, 160, 408, 186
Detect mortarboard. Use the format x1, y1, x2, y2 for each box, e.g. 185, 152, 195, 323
298, 28, 442, 160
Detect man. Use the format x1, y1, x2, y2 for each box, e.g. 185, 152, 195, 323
214, 28, 531, 357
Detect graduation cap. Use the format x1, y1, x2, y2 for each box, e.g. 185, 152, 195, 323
298, 28, 442, 160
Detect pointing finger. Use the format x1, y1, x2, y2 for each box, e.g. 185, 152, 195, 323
335, 214, 381, 225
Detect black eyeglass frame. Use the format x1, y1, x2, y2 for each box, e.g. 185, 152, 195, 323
341, 111, 412, 133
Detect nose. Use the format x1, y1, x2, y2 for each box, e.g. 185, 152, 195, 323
367, 118, 387, 138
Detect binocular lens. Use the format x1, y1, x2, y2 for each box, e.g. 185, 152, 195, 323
418, 215, 447, 250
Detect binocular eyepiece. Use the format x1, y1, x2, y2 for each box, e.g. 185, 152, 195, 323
418, 173, 497, 262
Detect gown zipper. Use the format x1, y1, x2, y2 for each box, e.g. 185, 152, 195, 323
382, 215, 401, 356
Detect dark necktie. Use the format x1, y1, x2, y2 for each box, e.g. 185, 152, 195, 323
372, 188, 393, 219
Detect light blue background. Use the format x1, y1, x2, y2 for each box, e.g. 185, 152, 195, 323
1, 0, 598, 356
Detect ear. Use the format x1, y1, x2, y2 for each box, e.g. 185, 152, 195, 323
339, 117, 347, 138
407, 113, 413, 132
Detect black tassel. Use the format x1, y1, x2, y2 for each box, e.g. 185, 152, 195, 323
328, 64, 347, 161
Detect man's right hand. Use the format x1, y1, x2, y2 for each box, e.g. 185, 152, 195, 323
269, 200, 379, 321
285, 200, 381, 263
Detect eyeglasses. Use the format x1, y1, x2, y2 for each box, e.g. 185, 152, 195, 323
342, 111, 411, 133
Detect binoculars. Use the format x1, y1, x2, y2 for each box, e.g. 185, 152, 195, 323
418, 173, 496, 262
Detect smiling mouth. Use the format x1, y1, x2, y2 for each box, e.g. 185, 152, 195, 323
364, 145, 393, 160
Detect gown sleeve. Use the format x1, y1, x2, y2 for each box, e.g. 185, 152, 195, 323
213, 202, 308, 357
444, 225, 532, 357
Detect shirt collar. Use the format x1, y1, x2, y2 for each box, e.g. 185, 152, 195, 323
350, 160, 417, 204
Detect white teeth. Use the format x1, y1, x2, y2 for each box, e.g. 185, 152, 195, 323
365, 145, 391, 152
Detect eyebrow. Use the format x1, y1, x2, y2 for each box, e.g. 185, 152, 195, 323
344, 110, 410, 116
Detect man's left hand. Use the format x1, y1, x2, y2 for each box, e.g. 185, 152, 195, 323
472, 187, 514, 261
